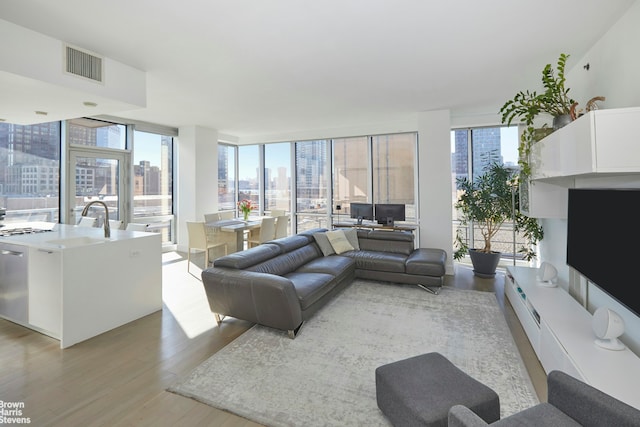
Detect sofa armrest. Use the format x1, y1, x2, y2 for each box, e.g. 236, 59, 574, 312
547, 370, 640, 427
201, 268, 303, 331
448, 405, 490, 427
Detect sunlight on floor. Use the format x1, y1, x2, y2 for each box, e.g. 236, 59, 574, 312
161, 251, 217, 339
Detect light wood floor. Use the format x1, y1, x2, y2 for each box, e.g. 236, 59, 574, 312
0, 252, 545, 426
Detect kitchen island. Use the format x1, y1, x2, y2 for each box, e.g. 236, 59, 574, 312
0, 222, 162, 348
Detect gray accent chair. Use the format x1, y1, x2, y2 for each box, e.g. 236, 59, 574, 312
448, 370, 640, 427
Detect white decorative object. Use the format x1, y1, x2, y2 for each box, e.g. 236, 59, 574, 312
536, 262, 558, 287
593, 307, 626, 351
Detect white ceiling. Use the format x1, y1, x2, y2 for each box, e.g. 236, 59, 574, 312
0, 0, 636, 140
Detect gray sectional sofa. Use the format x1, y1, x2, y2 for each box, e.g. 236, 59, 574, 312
201, 227, 446, 338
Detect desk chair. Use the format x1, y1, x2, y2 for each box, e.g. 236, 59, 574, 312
126, 223, 149, 232
247, 216, 276, 248
274, 215, 288, 239
187, 221, 228, 273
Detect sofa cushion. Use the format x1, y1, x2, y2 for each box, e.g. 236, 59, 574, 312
213, 243, 282, 269
269, 234, 313, 252
313, 232, 336, 256
343, 228, 360, 250
297, 254, 355, 276
343, 250, 407, 273
406, 248, 447, 277
326, 230, 354, 254
493, 403, 581, 426
285, 272, 338, 310
358, 230, 414, 256
248, 244, 320, 276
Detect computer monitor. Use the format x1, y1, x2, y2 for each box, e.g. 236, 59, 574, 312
374, 204, 405, 226
349, 203, 374, 224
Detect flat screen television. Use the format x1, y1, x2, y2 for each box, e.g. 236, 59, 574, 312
374, 203, 405, 225
350, 203, 374, 224
566, 188, 640, 317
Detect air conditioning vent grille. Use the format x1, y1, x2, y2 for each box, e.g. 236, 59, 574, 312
65, 46, 103, 82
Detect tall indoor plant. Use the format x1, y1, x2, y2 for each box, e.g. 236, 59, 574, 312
499, 53, 575, 177
453, 163, 543, 277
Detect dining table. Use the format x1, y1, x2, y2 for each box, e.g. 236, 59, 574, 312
205, 218, 262, 253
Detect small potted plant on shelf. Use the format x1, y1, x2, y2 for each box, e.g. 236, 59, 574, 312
499, 53, 575, 177
453, 163, 543, 277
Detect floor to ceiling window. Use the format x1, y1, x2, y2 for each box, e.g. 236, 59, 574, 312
218, 144, 236, 211
0, 122, 61, 223
451, 126, 524, 259
332, 133, 417, 223
132, 130, 174, 243
237, 145, 260, 213
332, 136, 369, 218
264, 142, 291, 215
296, 140, 329, 232
372, 133, 416, 222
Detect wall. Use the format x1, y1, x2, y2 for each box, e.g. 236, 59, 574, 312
176, 125, 219, 252
538, 1, 640, 355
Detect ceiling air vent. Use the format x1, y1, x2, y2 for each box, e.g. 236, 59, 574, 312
65, 45, 103, 83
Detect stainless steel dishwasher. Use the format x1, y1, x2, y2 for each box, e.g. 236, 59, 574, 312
0, 242, 29, 323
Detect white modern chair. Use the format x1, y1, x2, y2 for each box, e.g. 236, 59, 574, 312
187, 221, 228, 273
270, 209, 286, 217
126, 223, 149, 232
218, 210, 235, 220
204, 212, 221, 223
274, 215, 288, 239
77, 216, 97, 227
109, 219, 124, 230
247, 216, 276, 248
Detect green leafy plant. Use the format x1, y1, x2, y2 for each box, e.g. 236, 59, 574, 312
499, 53, 575, 177
453, 163, 543, 261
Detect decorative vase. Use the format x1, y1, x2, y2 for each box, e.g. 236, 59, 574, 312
552, 114, 572, 130
468, 249, 501, 278
243, 211, 249, 221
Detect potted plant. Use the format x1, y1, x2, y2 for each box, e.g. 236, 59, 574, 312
499, 53, 575, 177
453, 163, 543, 277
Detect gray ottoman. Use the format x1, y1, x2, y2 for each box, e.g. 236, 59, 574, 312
375, 352, 500, 427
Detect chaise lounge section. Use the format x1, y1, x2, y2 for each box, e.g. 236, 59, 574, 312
201, 227, 446, 338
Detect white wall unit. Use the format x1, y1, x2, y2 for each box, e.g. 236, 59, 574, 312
506, 266, 640, 409
520, 179, 568, 218
532, 107, 640, 180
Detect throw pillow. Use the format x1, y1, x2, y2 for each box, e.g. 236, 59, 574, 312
313, 232, 336, 256
326, 230, 354, 254
343, 228, 360, 250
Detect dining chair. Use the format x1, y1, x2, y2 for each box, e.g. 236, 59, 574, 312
77, 216, 97, 227
274, 215, 288, 239
109, 219, 124, 230
204, 212, 221, 223
187, 221, 228, 273
218, 210, 235, 220
270, 209, 286, 217
126, 223, 149, 232
247, 216, 276, 248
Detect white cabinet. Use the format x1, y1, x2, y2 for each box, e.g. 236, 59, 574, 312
520, 179, 568, 218
532, 107, 640, 180
28, 248, 61, 336
506, 266, 640, 409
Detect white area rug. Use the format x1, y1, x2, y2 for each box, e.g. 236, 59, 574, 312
169, 280, 539, 426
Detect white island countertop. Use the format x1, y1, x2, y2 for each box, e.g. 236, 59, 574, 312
0, 221, 162, 348
0, 222, 153, 250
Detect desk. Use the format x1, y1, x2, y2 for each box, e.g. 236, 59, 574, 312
206, 219, 261, 253
333, 221, 417, 232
